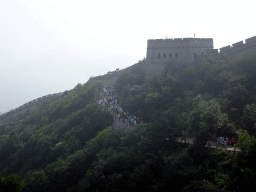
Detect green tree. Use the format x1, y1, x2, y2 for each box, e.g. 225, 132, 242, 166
234, 130, 256, 155
226, 139, 256, 192
241, 104, 256, 130
0, 173, 23, 192
182, 66, 197, 90
114, 66, 146, 93
22, 169, 49, 192
188, 95, 229, 148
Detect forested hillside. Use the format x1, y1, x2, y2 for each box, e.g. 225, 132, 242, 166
1, 53, 256, 192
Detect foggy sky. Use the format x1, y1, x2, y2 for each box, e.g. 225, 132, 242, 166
0, 0, 255, 113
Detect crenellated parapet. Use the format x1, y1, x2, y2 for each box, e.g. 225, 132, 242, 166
147, 38, 213, 48
195, 35, 256, 63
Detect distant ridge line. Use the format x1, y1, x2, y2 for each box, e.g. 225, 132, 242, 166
0, 92, 63, 121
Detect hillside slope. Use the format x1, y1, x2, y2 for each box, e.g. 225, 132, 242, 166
1, 52, 256, 191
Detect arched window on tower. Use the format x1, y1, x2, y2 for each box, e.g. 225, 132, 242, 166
169, 53, 172, 58
194, 53, 196, 58
175, 53, 178, 58
158, 53, 160, 58
163, 53, 166, 59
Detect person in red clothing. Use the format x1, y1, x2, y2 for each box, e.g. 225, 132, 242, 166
230, 137, 235, 147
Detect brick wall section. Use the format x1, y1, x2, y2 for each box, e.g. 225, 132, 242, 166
88, 60, 151, 88
232, 41, 243, 48
196, 37, 256, 63
88, 59, 168, 88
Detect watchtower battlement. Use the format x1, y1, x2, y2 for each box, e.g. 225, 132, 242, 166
146, 37, 213, 63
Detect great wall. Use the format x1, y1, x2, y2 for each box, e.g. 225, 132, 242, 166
1, 35, 256, 123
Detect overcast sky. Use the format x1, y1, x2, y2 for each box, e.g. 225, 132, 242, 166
0, 0, 255, 113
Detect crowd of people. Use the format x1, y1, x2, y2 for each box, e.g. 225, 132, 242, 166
98, 85, 143, 127
97, 86, 239, 149
217, 136, 235, 148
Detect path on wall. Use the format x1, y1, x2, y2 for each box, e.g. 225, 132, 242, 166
97, 84, 143, 130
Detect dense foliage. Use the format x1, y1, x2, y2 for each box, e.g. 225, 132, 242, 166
0, 173, 23, 192
0, 53, 256, 191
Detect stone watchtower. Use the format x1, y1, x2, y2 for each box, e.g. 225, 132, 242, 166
146, 37, 214, 64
